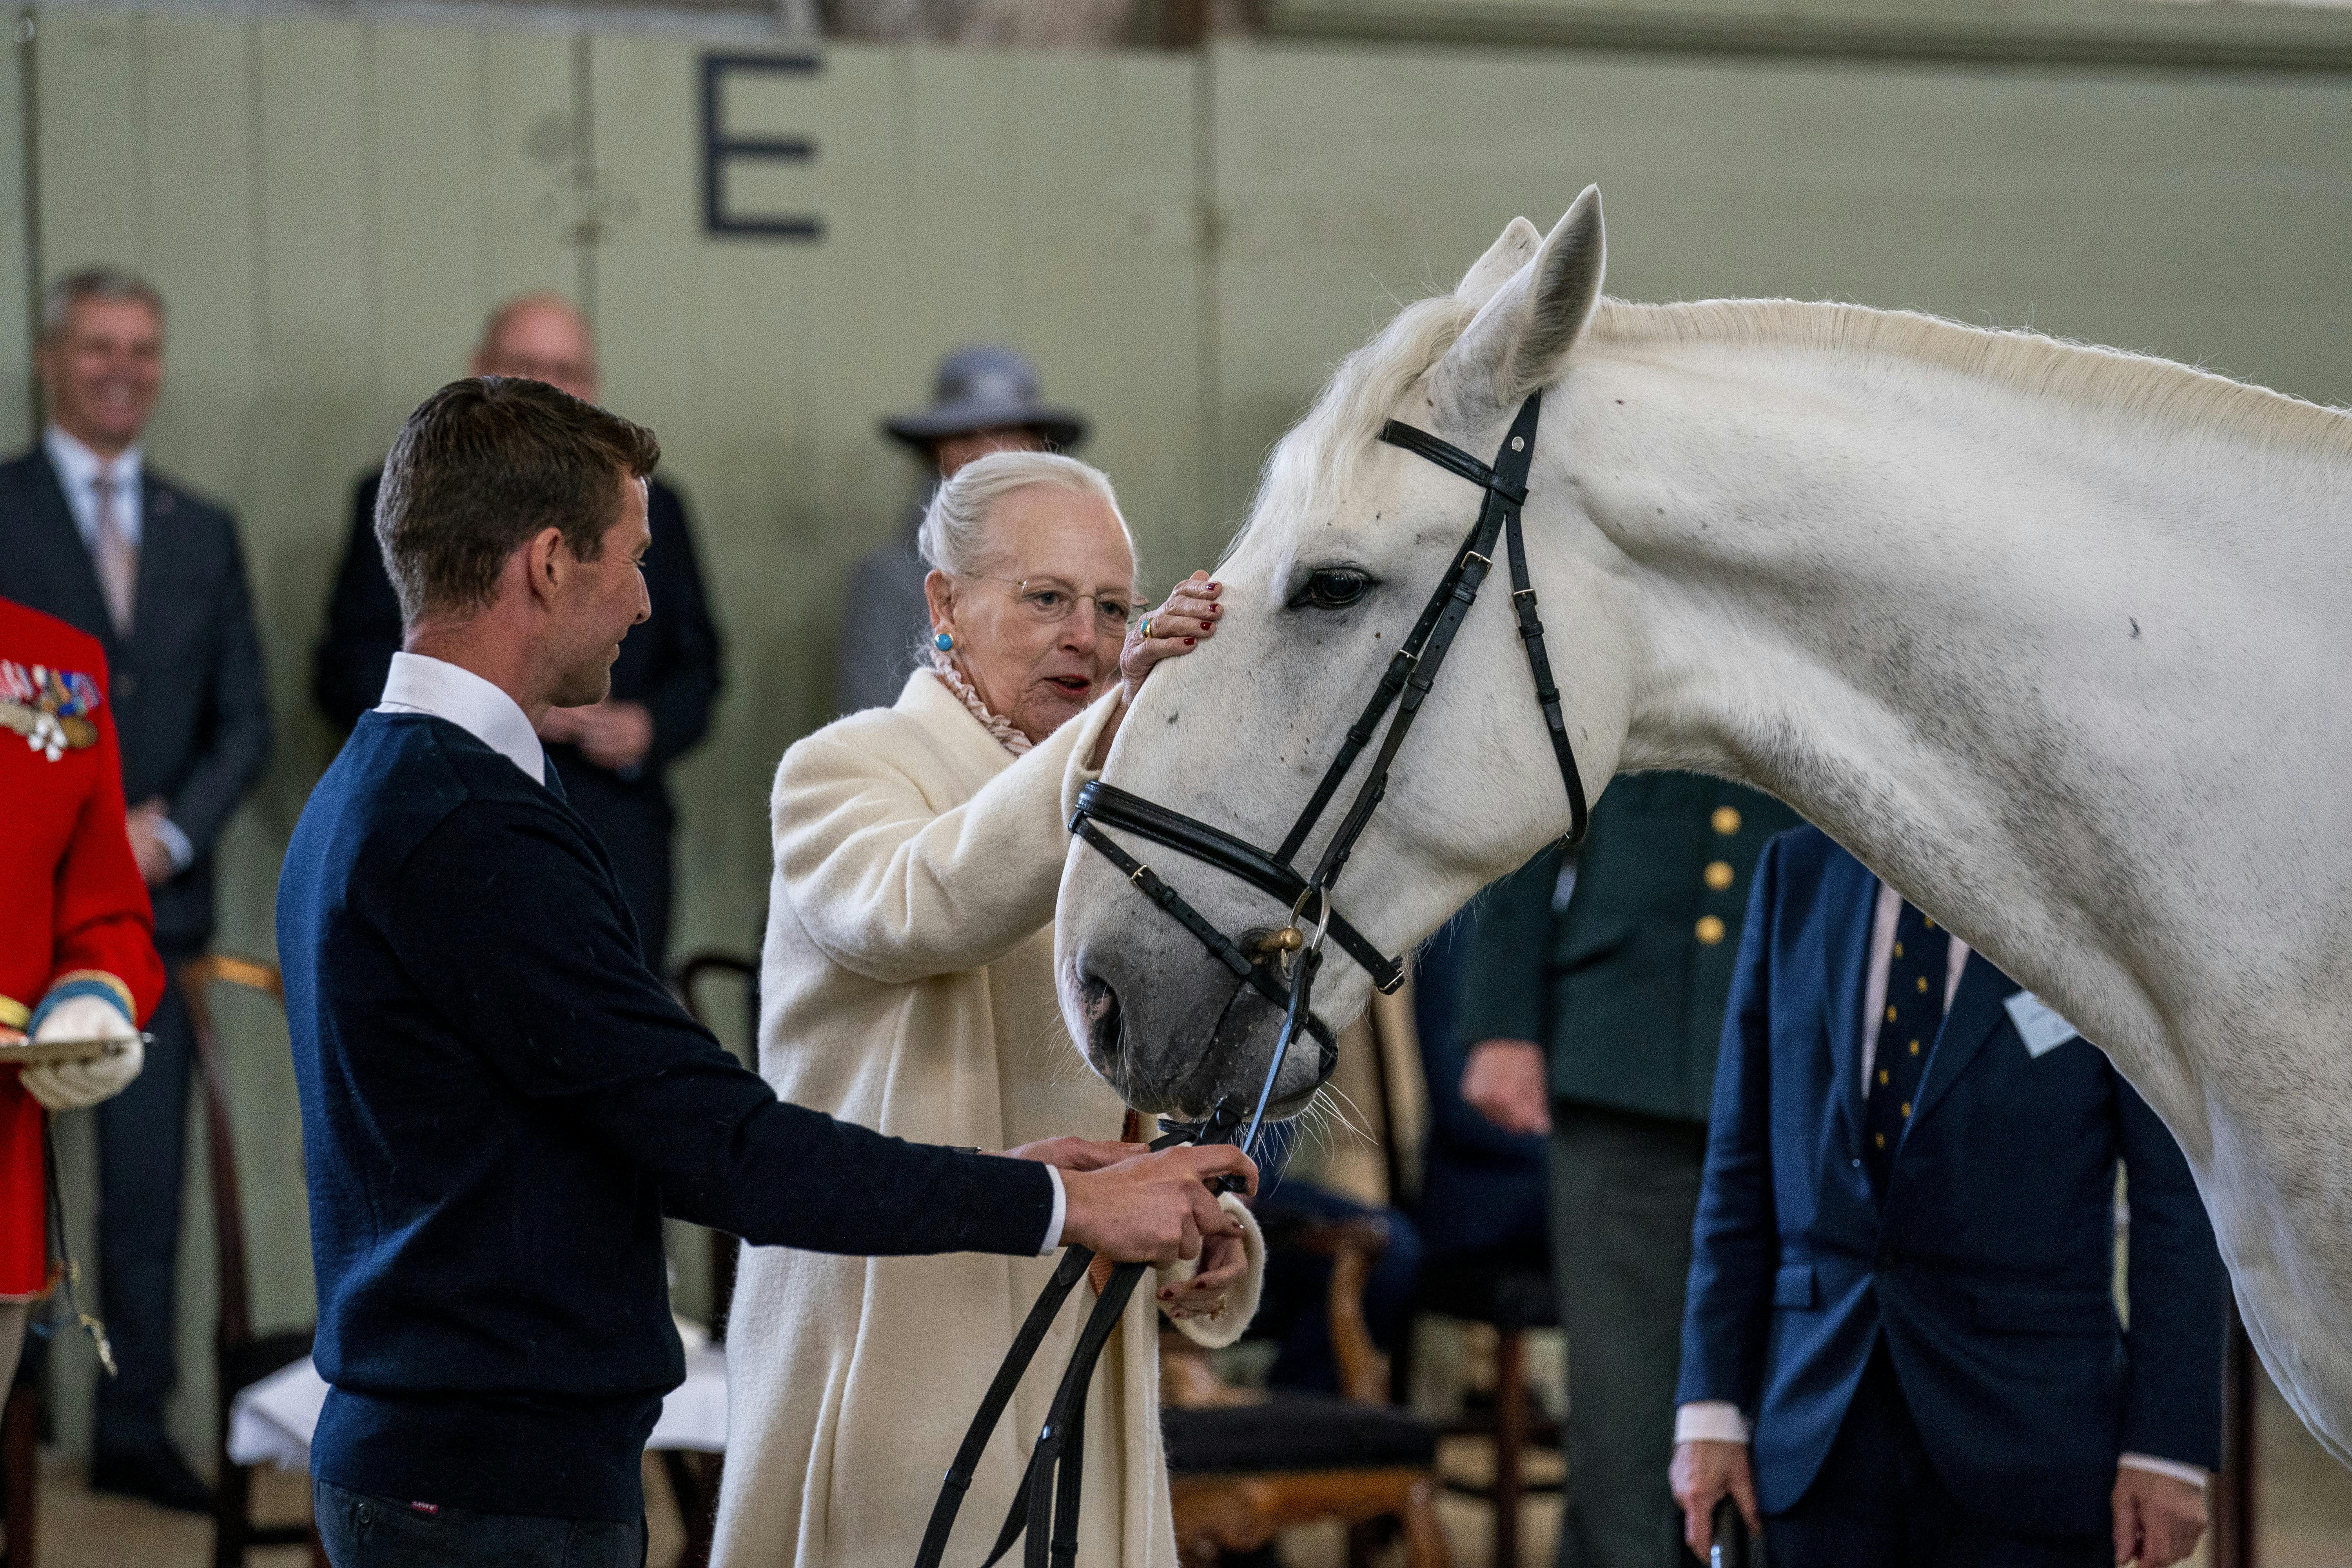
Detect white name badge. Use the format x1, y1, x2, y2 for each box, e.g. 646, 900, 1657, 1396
2004, 991, 2081, 1058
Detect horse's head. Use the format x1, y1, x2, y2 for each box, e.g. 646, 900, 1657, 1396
1058, 188, 1637, 1119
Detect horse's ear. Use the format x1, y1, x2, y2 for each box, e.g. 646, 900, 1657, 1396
1454, 217, 1542, 311
1432, 186, 1607, 423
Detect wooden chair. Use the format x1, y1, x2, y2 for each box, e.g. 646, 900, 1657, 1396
661, 950, 761, 1568
179, 955, 325, 1568
1415, 1261, 1561, 1567
1161, 1213, 1450, 1568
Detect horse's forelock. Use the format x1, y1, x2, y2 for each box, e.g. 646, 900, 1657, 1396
1235, 291, 1481, 562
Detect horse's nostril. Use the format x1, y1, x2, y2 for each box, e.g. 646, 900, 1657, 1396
1080, 974, 1122, 1060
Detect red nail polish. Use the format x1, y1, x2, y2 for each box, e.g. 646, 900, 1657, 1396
1185, 637, 1197, 646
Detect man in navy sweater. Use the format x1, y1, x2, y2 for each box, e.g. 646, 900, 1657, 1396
280, 377, 1251, 1566
1670, 826, 2222, 1568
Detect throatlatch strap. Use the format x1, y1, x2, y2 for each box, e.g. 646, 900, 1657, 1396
1504, 471, 1590, 846
1379, 391, 1589, 848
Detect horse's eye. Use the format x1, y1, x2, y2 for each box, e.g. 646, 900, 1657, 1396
1289, 568, 1373, 611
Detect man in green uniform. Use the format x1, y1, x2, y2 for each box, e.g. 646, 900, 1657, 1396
1458, 772, 1802, 1568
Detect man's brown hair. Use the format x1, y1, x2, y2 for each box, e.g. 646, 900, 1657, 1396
375, 376, 659, 624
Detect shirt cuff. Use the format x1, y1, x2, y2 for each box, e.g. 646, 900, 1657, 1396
1675, 1401, 1751, 1445
1037, 1165, 1067, 1256
153, 816, 194, 873
2118, 1453, 2210, 1488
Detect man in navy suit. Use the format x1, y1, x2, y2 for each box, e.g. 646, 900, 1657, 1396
1671, 826, 2223, 1567
0, 268, 270, 1512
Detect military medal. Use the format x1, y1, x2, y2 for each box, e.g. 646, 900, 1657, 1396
0, 659, 103, 760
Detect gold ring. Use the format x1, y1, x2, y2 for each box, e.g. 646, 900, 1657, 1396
1141, 615, 1156, 640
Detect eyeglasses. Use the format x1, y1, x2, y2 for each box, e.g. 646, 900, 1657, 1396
965, 574, 1133, 633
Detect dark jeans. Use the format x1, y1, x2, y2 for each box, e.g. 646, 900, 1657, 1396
1549, 1102, 1709, 1568
1764, 1345, 2106, 1568
94, 967, 194, 1456
314, 1479, 647, 1568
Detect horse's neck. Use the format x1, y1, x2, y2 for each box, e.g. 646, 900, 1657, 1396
1558, 337, 2352, 1136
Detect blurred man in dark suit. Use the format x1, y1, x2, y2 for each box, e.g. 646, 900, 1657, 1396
1673, 825, 2222, 1568
0, 267, 271, 1511
314, 294, 722, 965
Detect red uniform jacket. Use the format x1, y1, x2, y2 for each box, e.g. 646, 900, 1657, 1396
1, 596, 165, 1296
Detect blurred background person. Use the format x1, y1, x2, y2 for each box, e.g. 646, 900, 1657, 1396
0, 267, 271, 1513
834, 343, 1087, 715
1457, 775, 1799, 1567
314, 292, 723, 966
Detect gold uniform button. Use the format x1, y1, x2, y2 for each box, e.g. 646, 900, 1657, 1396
1878, 1069, 1889, 1085
1704, 860, 1735, 891
1916, 975, 1929, 993
1909, 1039, 1921, 1055
1711, 806, 1742, 835
1695, 916, 1726, 945
1900, 1101, 1911, 1118
1886, 1006, 1898, 1024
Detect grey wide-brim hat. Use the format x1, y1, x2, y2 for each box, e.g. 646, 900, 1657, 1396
884, 343, 1089, 451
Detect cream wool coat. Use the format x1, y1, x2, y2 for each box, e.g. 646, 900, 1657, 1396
711, 671, 1231, 1568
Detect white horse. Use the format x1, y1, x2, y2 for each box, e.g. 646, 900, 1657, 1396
1055, 188, 2352, 1466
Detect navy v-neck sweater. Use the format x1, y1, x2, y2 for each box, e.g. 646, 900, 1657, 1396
279, 712, 1054, 1520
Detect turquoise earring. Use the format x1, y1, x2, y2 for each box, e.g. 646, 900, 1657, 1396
934, 631, 954, 651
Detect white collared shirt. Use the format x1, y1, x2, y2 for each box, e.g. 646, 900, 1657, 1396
1673, 879, 2208, 1488
45, 425, 144, 554
375, 651, 547, 786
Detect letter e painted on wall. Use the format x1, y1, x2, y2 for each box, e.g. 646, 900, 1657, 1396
701, 53, 824, 241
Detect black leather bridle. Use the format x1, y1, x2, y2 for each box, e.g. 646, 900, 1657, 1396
914, 389, 1590, 1568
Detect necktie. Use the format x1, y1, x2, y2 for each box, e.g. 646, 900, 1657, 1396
91, 465, 137, 637
1865, 900, 1948, 1194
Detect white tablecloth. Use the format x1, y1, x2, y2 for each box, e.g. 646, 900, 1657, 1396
227, 1344, 730, 1472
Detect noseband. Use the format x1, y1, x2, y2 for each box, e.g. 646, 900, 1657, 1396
914, 390, 1589, 1568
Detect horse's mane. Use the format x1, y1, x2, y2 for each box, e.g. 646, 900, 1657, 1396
1597, 298, 2352, 461
1242, 292, 2352, 552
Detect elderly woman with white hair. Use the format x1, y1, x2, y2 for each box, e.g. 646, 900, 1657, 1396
711, 452, 1260, 1567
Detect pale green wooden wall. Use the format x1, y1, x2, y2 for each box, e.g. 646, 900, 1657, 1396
14, 7, 2349, 1461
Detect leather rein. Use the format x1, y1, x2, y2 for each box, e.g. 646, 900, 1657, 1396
914, 389, 1589, 1568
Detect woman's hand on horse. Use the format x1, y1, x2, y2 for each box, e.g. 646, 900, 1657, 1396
1058, 1143, 1258, 1267
1090, 572, 1222, 768
1004, 1135, 1147, 1172
1119, 571, 1221, 698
